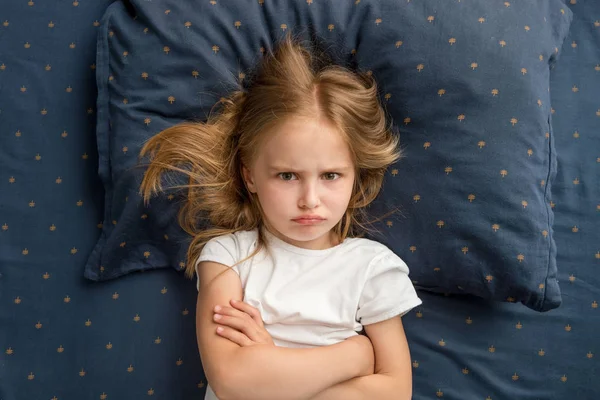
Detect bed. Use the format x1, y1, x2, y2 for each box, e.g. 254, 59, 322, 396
1, 1, 598, 399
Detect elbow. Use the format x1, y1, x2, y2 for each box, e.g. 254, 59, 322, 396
207, 346, 284, 400
210, 361, 257, 400
209, 368, 243, 400
210, 378, 238, 400
206, 368, 228, 400
211, 387, 234, 400
209, 379, 230, 400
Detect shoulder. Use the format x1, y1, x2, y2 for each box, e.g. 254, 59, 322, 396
341, 236, 396, 259
206, 229, 259, 250
198, 229, 259, 266
341, 237, 409, 272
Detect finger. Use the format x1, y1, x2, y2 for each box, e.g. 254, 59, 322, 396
216, 312, 272, 345
214, 313, 259, 340
216, 326, 253, 347
230, 300, 264, 327
218, 304, 263, 330
215, 305, 248, 319
219, 315, 266, 344
215, 306, 259, 327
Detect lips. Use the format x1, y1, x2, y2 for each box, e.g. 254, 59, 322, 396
292, 215, 325, 225
292, 215, 325, 221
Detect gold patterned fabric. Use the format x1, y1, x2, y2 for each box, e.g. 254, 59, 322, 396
0, 1, 597, 399
88, 0, 571, 312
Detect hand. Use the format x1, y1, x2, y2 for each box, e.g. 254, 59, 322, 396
345, 334, 375, 377
213, 299, 275, 347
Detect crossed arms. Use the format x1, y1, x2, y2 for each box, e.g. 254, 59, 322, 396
196, 261, 413, 400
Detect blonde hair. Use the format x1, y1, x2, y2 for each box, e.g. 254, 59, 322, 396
139, 34, 401, 277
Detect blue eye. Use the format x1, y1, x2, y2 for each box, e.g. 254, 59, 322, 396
323, 173, 340, 180
278, 172, 297, 181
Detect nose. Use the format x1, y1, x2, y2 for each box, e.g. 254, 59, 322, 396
298, 180, 320, 209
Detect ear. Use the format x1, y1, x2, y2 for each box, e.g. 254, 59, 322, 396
242, 165, 257, 193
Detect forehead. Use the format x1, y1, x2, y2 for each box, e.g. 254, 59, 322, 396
259, 117, 354, 168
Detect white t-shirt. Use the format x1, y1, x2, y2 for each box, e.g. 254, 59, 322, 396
196, 229, 422, 399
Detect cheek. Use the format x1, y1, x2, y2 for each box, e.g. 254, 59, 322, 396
256, 183, 289, 211
326, 181, 354, 209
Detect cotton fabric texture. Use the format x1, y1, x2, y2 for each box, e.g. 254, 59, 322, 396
197, 229, 422, 400
87, 0, 572, 312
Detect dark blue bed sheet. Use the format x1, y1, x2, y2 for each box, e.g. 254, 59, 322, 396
0, 1, 597, 399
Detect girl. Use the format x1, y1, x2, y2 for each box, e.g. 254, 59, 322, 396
140, 34, 421, 400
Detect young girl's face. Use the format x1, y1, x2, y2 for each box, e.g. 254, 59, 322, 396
243, 116, 355, 250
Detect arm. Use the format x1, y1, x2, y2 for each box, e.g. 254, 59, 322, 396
196, 261, 371, 400
309, 316, 413, 400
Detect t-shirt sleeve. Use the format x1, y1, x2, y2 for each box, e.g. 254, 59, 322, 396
356, 250, 422, 326
195, 234, 240, 291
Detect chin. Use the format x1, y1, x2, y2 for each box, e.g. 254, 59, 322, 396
286, 226, 332, 242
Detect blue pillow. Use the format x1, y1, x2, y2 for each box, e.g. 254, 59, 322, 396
87, 0, 571, 311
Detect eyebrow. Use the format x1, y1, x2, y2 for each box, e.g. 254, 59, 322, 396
268, 165, 353, 172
